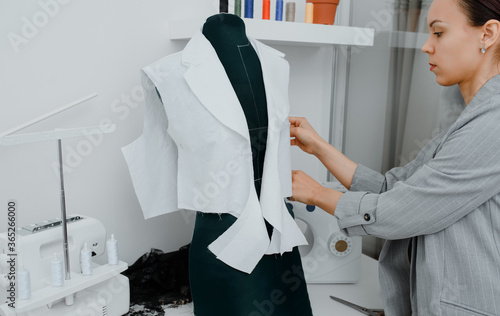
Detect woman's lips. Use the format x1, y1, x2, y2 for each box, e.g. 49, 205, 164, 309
429, 63, 437, 71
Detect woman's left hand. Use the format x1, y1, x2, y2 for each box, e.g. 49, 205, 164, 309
290, 170, 324, 205
290, 170, 343, 216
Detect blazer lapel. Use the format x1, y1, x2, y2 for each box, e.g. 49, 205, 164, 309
250, 38, 290, 130
251, 38, 306, 252
182, 31, 250, 141
182, 31, 292, 210
251, 37, 291, 202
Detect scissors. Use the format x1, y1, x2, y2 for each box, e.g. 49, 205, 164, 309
330, 295, 385, 316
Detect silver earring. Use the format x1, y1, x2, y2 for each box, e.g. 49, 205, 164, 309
481, 45, 487, 54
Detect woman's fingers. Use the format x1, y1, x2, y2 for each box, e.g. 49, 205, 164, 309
289, 116, 308, 128
291, 170, 322, 205
289, 116, 300, 125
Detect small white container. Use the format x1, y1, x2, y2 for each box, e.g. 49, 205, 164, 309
17, 265, 31, 300
80, 243, 93, 276
106, 234, 119, 265
51, 253, 64, 287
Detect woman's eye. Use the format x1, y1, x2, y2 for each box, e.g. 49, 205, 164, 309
434, 32, 442, 37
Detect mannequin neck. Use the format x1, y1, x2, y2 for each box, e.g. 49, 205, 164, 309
202, 14, 249, 51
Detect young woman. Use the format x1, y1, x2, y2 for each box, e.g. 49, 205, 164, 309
289, 0, 500, 314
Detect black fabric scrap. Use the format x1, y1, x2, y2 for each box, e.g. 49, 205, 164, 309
122, 244, 191, 315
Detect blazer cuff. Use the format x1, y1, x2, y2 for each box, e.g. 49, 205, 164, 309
335, 191, 378, 236
350, 164, 385, 194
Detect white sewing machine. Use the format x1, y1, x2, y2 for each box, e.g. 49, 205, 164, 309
287, 183, 362, 283
0, 95, 129, 315
0, 216, 129, 316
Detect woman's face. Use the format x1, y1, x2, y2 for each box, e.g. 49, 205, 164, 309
421, 0, 484, 86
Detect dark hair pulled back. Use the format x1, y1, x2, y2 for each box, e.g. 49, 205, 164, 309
458, 0, 500, 26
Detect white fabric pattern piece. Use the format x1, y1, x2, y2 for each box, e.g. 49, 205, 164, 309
122, 31, 307, 274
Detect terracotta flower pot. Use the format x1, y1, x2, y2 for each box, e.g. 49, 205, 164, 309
306, 0, 340, 25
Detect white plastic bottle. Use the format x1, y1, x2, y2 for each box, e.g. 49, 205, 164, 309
106, 234, 119, 265
80, 243, 93, 276
17, 265, 31, 300
51, 253, 64, 286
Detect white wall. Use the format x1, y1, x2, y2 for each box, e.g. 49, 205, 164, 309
0, 0, 334, 266
283, 44, 334, 184
344, 0, 393, 173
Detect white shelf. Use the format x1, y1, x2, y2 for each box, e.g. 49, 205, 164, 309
12, 261, 127, 313
170, 17, 374, 47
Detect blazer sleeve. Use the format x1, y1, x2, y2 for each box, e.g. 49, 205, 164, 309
349, 130, 447, 194
336, 100, 500, 239
121, 69, 179, 219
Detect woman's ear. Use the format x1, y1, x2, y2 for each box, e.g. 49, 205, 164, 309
482, 19, 500, 50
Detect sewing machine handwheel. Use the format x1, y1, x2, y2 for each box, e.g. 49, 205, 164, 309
328, 234, 353, 257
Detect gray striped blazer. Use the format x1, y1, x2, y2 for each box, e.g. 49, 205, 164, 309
335, 75, 500, 316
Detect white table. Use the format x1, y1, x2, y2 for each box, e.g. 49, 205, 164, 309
165, 255, 383, 316
307, 254, 383, 315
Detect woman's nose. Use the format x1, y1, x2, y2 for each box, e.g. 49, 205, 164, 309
421, 35, 433, 54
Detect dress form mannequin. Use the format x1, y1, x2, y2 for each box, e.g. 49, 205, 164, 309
202, 13, 268, 197
188, 13, 313, 316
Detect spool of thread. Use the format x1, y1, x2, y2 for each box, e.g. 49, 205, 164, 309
80, 243, 93, 276
220, 0, 229, 13
235, 0, 242, 16
244, 0, 254, 18
305, 3, 314, 23
285, 2, 296, 21
276, 0, 284, 21
51, 253, 64, 287
106, 234, 119, 265
263, 0, 270, 19
17, 265, 31, 300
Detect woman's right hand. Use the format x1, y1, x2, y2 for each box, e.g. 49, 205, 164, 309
289, 116, 327, 155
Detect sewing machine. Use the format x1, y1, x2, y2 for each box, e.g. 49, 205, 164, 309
287, 183, 362, 283
0, 216, 129, 316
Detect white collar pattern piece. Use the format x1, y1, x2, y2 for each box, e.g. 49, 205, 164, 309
122, 31, 307, 273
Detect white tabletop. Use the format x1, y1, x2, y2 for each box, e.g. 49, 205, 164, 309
307, 255, 383, 315
165, 254, 383, 316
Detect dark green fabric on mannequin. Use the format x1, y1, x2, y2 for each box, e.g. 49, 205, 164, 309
202, 13, 268, 196
190, 212, 313, 316
189, 13, 313, 316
